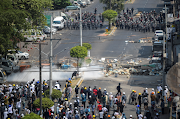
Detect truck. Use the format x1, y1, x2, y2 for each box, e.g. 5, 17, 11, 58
152, 41, 163, 52
0, 68, 7, 84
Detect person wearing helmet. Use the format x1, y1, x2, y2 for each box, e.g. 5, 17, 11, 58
154, 113, 159, 119
97, 87, 102, 102
132, 91, 137, 105
151, 88, 155, 95
129, 90, 134, 104
138, 93, 142, 108
157, 84, 162, 94
122, 92, 127, 107
156, 91, 161, 105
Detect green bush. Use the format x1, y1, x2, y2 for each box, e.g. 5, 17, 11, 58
22, 112, 42, 119
33, 98, 54, 109
81, 43, 92, 50
44, 89, 62, 100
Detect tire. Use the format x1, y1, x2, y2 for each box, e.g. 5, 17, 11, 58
21, 56, 26, 60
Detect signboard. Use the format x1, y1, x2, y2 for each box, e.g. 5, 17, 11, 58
45, 15, 51, 27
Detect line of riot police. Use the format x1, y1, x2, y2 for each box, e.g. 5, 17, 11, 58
116, 9, 166, 33
64, 11, 104, 30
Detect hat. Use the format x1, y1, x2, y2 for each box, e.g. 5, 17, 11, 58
2, 103, 4, 105
70, 103, 72, 105
146, 88, 148, 90
156, 113, 159, 115
134, 91, 136, 93
108, 115, 110, 117
75, 107, 77, 109
58, 104, 60, 106
9, 105, 11, 107
123, 92, 125, 94
99, 87, 101, 89
104, 88, 106, 90
130, 115, 132, 117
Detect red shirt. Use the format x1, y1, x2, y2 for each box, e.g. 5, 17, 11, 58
93, 89, 97, 95
97, 104, 102, 111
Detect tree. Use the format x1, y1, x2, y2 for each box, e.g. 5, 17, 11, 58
0, 0, 30, 55
70, 46, 87, 71
33, 98, 54, 109
102, 10, 117, 30
22, 112, 42, 119
81, 43, 92, 50
99, 0, 124, 13
44, 89, 62, 100
53, 0, 72, 10
12, 0, 53, 26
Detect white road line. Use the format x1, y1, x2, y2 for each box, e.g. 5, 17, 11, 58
127, 94, 130, 102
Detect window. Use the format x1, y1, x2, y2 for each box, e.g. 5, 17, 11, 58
2, 62, 9, 67
53, 21, 61, 24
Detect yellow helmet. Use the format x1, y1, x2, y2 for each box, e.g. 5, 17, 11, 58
13, 84, 15, 87
84, 87, 87, 90
65, 98, 68, 101
132, 90, 134, 92
139, 93, 141, 95
93, 115, 95, 118
158, 91, 160, 93
42, 93, 44, 95
45, 83, 47, 86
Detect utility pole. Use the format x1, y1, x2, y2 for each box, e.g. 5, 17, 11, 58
50, 16, 53, 98
110, 0, 111, 9
80, 8, 82, 47
162, 33, 166, 98
32, 42, 48, 116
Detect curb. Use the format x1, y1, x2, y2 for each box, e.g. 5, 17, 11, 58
109, 27, 117, 36
68, 78, 84, 102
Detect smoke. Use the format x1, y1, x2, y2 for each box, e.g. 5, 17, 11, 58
7, 65, 104, 82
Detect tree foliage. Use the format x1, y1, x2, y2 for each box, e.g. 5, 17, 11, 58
44, 89, 62, 100
12, 0, 53, 26
53, 0, 72, 10
0, 0, 30, 55
70, 46, 87, 58
33, 98, 54, 109
81, 43, 92, 50
99, 0, 124, 13
22, 112, 42, 119
102, 10, 117, 30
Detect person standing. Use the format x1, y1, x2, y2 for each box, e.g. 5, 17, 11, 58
138, 93, 142, 108
109, 92, 113, 108
122, 92, 127, 107
97, 87, 102, 103
75, 85, 79, 97
81, 93, 86, 108
116, 83, 122, 94
161, 99, 164, 114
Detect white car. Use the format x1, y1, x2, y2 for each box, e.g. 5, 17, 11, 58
23, 29, 47, 41
15, 51, 29, 60
154, 30, 163, 37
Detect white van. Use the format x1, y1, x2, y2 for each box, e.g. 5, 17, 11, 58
6, 53, 19, 65
52, 17, 65, 30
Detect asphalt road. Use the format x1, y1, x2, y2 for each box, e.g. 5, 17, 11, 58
34, 0, 165, 63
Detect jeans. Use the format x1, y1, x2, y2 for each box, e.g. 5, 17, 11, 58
110, 100, 113, 107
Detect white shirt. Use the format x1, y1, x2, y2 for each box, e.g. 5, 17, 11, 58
102, 107, 108, 112
50, 105, 54, 112
109, 94, 113, 100
4, 111, 8, 119
16, 99, 21, 108
138, 114, 143, 119
8, 106, 13, 114
9, 87, 13, 93
99, 111, 104, 118
55, 84, 61, 90
157, 86, 162, 92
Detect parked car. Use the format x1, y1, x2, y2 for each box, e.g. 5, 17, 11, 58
15, 51, 29, 60
154, 30, 163, 37
23, 29, 47, 41
0, 68, 7, 83
65, 5, 80, 10
6, 53, 19, 65
77, 1, 86, 7
0, 59, 13, 74
43, 26, 57, 34
8, 49, 29, 60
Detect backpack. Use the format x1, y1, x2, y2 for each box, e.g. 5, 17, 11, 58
75, 114, 80, 119
116, 86, 120, 91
